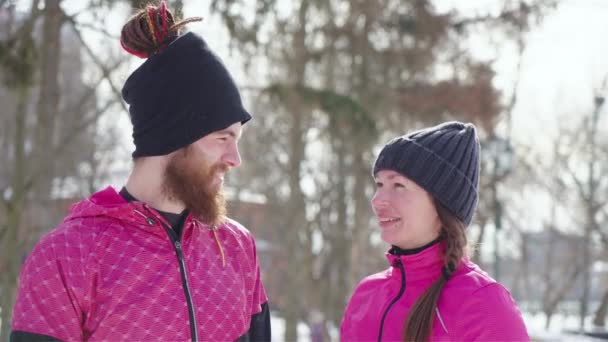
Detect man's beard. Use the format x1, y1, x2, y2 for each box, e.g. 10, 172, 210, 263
162, 146, 227, 226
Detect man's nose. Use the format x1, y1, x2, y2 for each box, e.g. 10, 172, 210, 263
223, 143, 241, 168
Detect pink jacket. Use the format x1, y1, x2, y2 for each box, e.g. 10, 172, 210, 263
341, 242, 529, 341
12, 186, 267, 341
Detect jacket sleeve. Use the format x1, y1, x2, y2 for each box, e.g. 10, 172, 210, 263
340, 282, 365, 342
250, 241, 268, 315
340, 296, 354, 341
459, 283, 530, 341
10, 331, 63, 342
247, 236, 270, 341
11, 229, 89, 341
237, 301, 271, 342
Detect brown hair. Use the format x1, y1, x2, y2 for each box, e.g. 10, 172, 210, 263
403, 198, 468, 341
120, 0, 202, 58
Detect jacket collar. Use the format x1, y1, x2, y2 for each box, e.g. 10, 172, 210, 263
65, 186, 217, 237
385, 238, 444, 283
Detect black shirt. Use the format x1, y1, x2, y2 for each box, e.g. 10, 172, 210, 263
119, 187, 189, 238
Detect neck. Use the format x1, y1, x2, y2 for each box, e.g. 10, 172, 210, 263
125, 157, 186, 214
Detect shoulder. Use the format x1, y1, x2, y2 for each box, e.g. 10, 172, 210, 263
342, 267, 392, 333
25, 216, 116, 267
359, 268, 392, 284
218, 217, 262, 255
32, 218, 96, 253
220, 217, 257, 244
443, 260, 519, 310
440, 260, 529, 340
443, 259, 497, 292
222, 217, 253, 236
349, 267, 392, 297
19, 217, 111, 293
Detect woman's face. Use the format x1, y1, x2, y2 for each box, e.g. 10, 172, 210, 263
371, 170, 442, 249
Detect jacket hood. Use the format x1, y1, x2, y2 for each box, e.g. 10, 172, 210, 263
65, 186, 157, 229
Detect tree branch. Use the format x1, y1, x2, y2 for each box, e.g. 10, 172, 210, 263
20, 52, 126, 196
547, 262, 583, 310
0, 224, 5, 242
71, 18, 120, 40
65, 2, 106, 21
564, 160, 588, 202
55, 98, 118, 155
596, 227, 608, 247
62, 12, 129, 114
2, 0, 42, 40
62, 56, 127, 119
595, 209, 608, 247
24, 97, 120, 193
451, 0, 557, 31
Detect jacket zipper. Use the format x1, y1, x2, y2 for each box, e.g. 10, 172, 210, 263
165, 226, 199, 342
377, 258, 406, 342
140, 208, 199, 342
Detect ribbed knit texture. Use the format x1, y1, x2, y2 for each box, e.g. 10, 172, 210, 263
373, 121, 480, 225
122, 32, 251, 157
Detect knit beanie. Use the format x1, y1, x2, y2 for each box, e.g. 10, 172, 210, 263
373, 121, 480, 226
121, 32, 251, 157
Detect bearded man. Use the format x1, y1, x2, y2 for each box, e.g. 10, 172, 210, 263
10, 2, 270, 341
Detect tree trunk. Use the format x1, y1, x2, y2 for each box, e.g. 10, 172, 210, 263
34, 0, 63, 197
350, 152, 370, 287
593, 287, 608, 328
580, 97, 602, 331
1, 85, 29, 342
329, 134, 350, 325
283, 3, 310, 340
472, 218, 487, 264
580, 224, 592, 330
283, 85, 307, 342
544, 310, 553, 330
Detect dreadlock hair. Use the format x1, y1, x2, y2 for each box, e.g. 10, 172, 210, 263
403, 198, 468, 342
120, 0, 202, 58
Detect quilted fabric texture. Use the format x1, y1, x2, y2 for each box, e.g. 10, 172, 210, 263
12, 186, 267, 341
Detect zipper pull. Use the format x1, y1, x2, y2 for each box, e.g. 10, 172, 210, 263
133, 209, 156, 226
174, 241, 182, 250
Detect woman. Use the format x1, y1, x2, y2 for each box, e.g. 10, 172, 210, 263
340, 121, 529, 341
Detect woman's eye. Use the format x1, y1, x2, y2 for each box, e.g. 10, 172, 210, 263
375, 181, 383, 188
394, 183, 405, 189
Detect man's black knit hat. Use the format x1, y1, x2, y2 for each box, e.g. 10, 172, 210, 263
122, 32, 251, 157
373, 121, 480, 226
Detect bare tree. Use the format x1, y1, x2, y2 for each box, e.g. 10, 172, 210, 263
563, 94, 607, 330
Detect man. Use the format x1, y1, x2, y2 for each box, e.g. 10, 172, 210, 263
11, 2, 270, 341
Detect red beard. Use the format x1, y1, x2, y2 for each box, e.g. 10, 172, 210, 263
162, 146, 227, 226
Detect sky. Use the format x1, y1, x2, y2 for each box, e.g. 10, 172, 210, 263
437, 0, 608, 140
510, 0, 608, 139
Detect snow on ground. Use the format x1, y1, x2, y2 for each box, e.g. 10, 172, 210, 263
269, 312, 608, 341
525, 312, 607, 341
